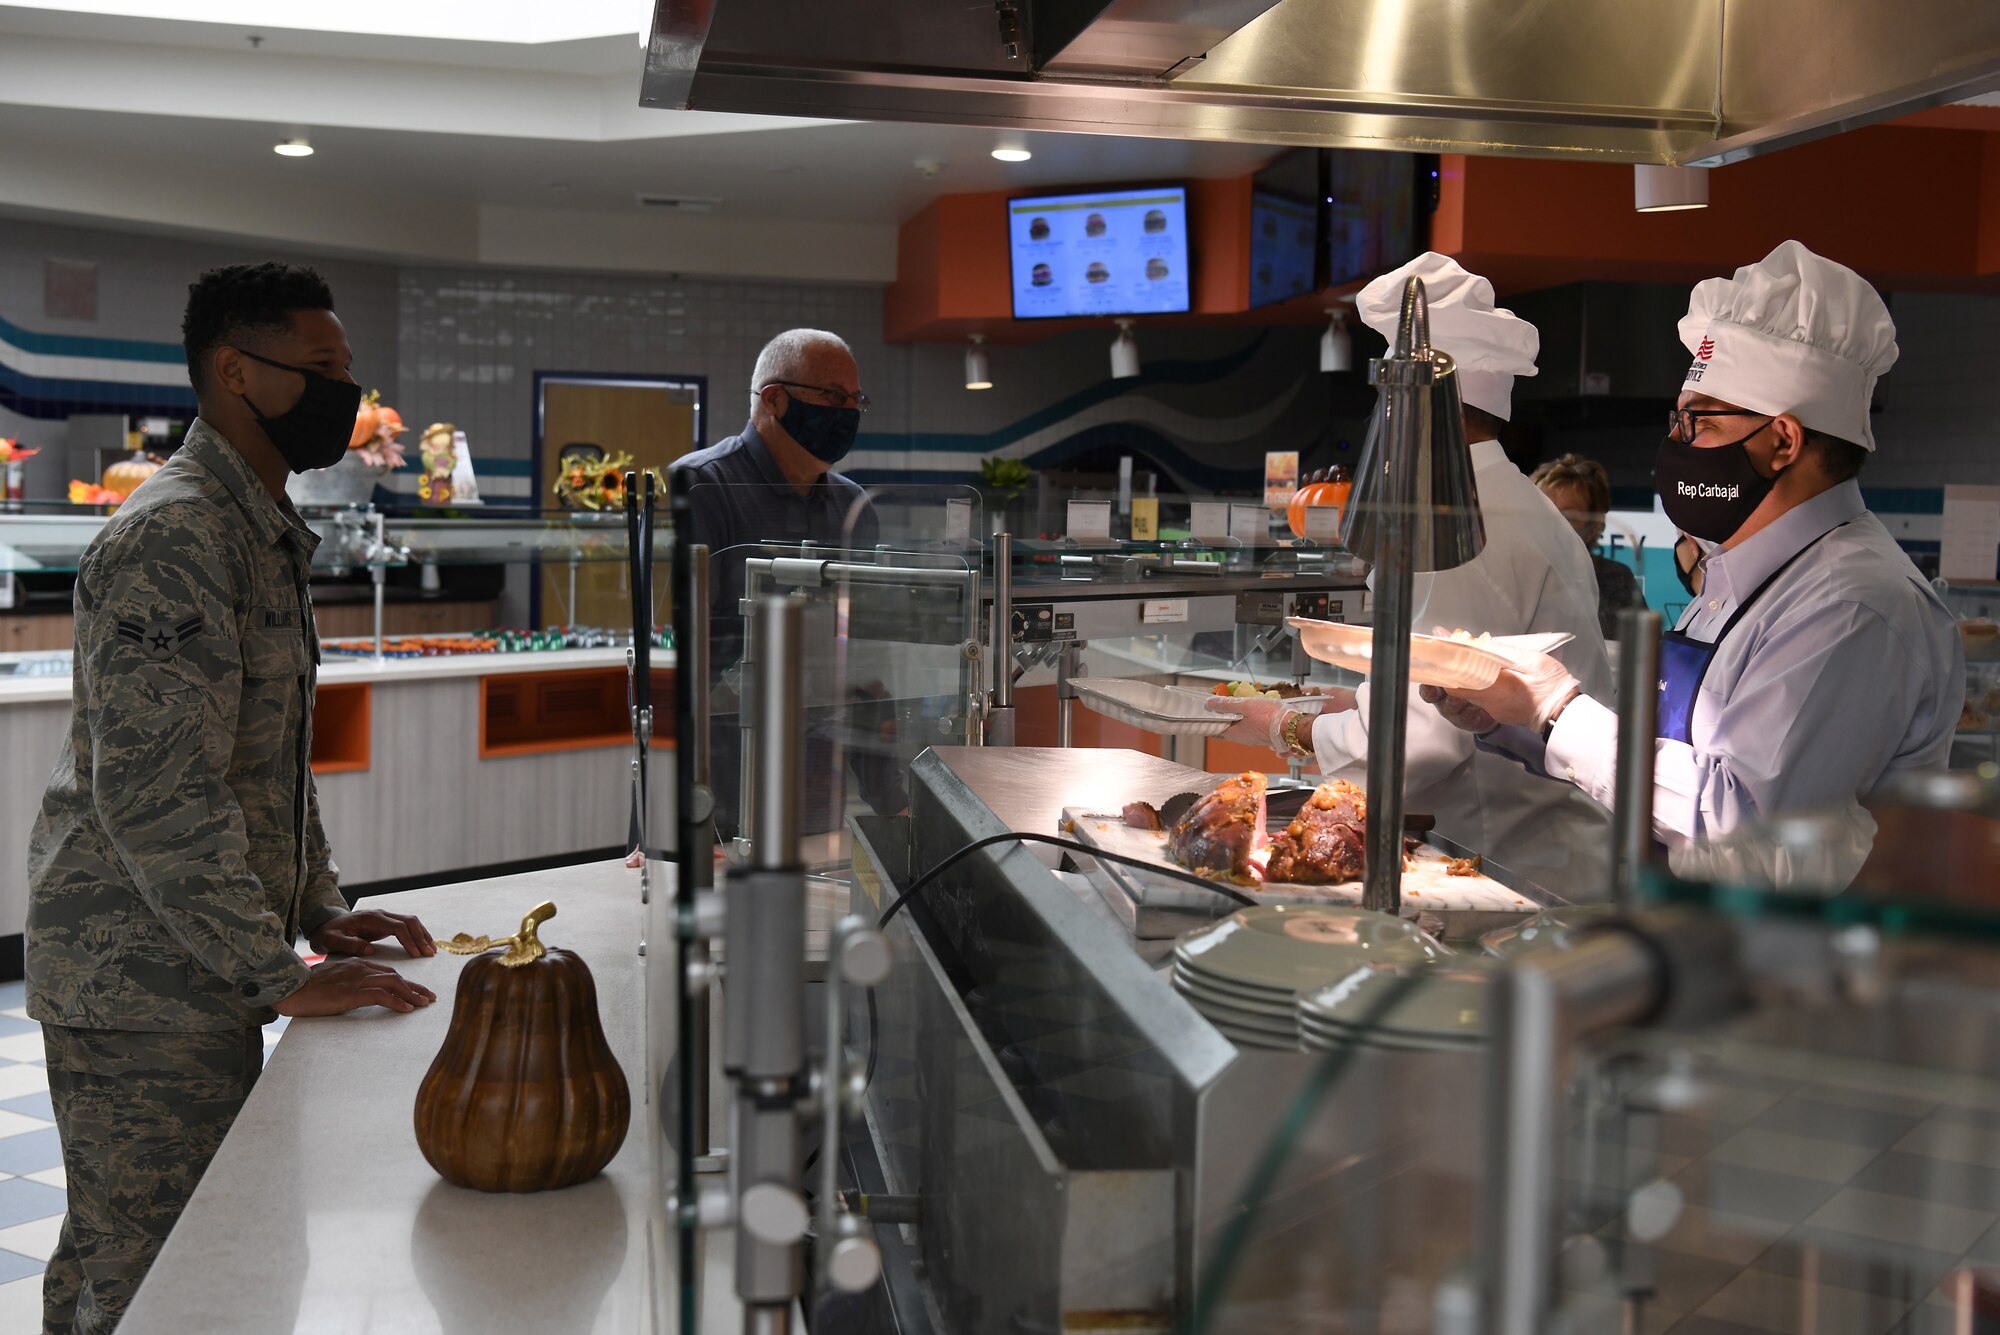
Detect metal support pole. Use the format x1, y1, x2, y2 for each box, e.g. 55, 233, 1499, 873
1055, 640, 1083, 748
685, 542, 723, 1172
1482, 932, 1662, 1335
1611, 609, 1663, 907
986, 532, 1017, 747
728, 595, 810, 1330
735, 596, 761, 860
1359, 349, 1429, 915
371, 511, 387, 664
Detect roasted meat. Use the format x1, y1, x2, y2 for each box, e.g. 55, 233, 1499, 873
1264, 780, 1369, 884
1166, 771, 1268, 883
1122, 801, 1163, 832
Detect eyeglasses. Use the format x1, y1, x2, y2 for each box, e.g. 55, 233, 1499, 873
762, 380, 871, 413
1667, 407, 1766, 445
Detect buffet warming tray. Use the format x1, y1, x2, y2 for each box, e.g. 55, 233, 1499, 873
1062, 800, 1556, 942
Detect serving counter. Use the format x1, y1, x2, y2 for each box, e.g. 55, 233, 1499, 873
119, 858, 768, 1335
0, 648, 671, 954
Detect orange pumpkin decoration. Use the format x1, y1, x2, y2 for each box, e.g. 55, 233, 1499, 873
102, 454, 162, 501
1287, 480, 1351, 539
416, 903, 629, 1193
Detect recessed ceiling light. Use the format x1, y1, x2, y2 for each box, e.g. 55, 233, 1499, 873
274, 138, 314, 158
990, 147, 1032, 163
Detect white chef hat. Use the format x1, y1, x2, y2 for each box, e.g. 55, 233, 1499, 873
1357, 251, 1538, 421
1678, 240, 1898, 450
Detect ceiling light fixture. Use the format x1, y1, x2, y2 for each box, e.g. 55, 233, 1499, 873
1320, 305, 1353, 373
1110, 320, 1140, 380
274, 138, 314, 157
965, 334, 993, 390
1634, 164, 1708, 212
990, 146, 1033, 163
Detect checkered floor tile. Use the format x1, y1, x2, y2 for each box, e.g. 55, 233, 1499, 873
1569, 1052, 2000, 1335
0, 977, 291, 1325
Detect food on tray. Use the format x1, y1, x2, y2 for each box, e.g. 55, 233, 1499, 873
1445, 854, 1483, 877
1436, 627, 1493, 645
1122, 801, 1164, 831
1263, 780, 1368, 884
1211, 680, 1321, 700
1166, 771, 1268, 884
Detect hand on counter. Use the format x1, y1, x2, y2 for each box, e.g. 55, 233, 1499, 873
274, 957, 437, 1016
1421, 653, 1581, 733
310, 909, 437, 960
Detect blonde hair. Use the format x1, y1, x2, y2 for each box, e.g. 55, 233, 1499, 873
1529, 453, 1610, 516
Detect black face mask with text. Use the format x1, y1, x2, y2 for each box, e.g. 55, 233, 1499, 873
1653, 419, 1778, 544
234, 347, 363, 474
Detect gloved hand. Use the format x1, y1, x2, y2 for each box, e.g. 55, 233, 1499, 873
1206, 696, 1321, 752
1423, 653, 1582, 733
1418, 683, 1498, 736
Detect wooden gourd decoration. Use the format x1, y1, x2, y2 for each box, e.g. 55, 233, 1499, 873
415, 902, 630, 1192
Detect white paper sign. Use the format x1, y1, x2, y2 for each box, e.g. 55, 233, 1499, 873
1066, 500, 1112, 541
1189, 502, 1230, 541
1141, 598, 1190, 624
944, 497, 973, 546
0, 571, 15, 611
1229, 504, 1266, 545
1942, 485, 2000, 582
1304, 505, 1342, 543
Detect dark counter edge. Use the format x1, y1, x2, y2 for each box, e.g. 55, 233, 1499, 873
0, 844, 626, 983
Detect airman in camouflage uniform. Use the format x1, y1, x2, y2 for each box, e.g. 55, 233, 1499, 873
26, 264, 437, 1335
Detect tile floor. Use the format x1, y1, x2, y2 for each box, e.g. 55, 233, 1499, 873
0, 979, 289, 1333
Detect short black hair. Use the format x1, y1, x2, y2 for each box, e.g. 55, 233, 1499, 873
1803, 429, 1868, 483
181, 263, 335, 396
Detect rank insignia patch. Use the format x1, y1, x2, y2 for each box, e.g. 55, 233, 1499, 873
117, 614, 204, 661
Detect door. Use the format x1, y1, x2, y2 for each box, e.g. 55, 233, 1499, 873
535, 375, 703, 631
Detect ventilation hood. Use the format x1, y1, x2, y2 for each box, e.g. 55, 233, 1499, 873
644, 0, 2000, 164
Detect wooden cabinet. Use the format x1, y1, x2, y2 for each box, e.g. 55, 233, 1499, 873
0, 614, 75, 652
311, 599, 499, 640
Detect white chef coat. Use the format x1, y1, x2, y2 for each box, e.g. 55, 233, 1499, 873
1542, 478, 1965, 857
1311, 439, 1617, 900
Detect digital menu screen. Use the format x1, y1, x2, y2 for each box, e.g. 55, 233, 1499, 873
1008, 186, 1191, 320
1248, 190, 1320, 308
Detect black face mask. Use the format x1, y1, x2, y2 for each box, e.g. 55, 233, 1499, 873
1672, 534, 1705, 596
1653, 419, 1778, 544
235, 347, 362, 474
778, 397, 861, 466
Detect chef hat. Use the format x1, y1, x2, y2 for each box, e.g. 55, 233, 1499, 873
1678, 240, 1897, 450
1357, 251, 1538, 420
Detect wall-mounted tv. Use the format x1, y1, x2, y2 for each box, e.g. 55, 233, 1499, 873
1249, 148, 1324, 309
1008, 185, 1191, 320
1325, 150, 1435, 291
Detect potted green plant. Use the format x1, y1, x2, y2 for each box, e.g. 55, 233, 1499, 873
979, 456, 1034, 535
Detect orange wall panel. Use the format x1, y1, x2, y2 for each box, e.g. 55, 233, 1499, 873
1450, 126, 1989, 293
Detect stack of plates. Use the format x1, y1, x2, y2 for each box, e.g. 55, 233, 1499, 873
1296, 958, 1496, 1053
1172, 905, 1445, 1050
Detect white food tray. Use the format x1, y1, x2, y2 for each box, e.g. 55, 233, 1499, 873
1286, 619, 1572, 692
1071, 678, 1337, 737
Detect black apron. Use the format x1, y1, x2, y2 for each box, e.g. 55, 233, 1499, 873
1657, 522, 1850, 744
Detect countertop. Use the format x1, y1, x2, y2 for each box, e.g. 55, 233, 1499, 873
0, 646, 672, 705
118, 859, 728, 1335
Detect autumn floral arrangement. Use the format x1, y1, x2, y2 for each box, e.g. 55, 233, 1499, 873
552, 447, 663, 511
349, 391, 409, 470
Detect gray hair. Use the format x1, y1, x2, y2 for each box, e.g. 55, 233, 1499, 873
750, 329, 852, 403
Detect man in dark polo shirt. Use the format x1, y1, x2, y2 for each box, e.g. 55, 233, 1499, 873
672, 328, 905, 836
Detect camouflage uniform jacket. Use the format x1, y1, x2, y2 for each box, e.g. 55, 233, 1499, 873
27, 419, 348, 1031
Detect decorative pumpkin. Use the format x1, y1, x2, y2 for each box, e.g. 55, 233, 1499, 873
415, 902, 630, 1192
1286, 481, 1339, 538
101, 453, 162, 501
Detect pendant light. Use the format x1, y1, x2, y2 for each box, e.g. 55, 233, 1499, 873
964, 334, 993, 390
1634, 164, 1708, 212
1109, 319, 1140, 380
1320, 307, 1353, 373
